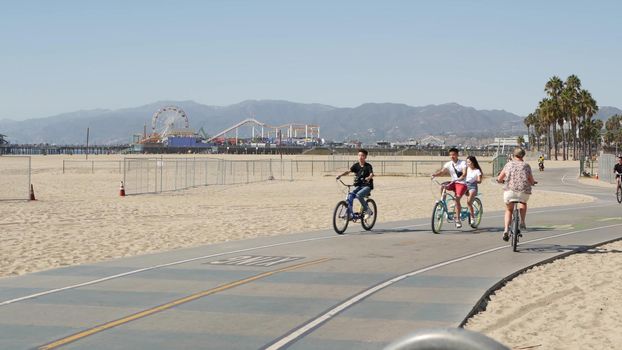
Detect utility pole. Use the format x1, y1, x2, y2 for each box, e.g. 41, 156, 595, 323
85, 127, 90, 160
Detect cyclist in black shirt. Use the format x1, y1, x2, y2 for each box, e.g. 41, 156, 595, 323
336, 149, 374, 215
614, 156, 622, 185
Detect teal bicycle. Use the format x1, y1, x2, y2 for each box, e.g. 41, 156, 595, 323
431, 178, 483, 234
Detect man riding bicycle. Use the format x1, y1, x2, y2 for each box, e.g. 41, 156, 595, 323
431, 147, 467, 228
614, 156, 622, 185
336, 149, 374, 216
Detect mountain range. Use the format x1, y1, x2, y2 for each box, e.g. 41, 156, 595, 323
0, 100, 620, 145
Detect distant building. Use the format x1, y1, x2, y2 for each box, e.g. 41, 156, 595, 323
391, 138, 418, 147
419, 136, 445, 147
376, 140, 391, 148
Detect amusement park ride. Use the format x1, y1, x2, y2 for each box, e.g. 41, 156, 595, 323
136, 105, 322, 151
139, 106, 193, 144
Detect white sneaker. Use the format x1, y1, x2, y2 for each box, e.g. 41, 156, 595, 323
456, 221, 462, 229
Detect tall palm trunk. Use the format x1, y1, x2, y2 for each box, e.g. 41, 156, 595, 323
552, 122, 558, 160
547, 124, 552, 160
559, 122, 567, 160
571, 123, 577, 160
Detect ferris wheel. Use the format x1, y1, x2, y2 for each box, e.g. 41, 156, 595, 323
151, 106, 189, 136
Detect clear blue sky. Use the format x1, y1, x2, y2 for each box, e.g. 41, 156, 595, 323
1, 0, 620, 120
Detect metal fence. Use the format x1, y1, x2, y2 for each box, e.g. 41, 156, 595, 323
62, 159, 124, 174
491, 155, 508, 176
0, 156, 31, 200
598, 153, 617, 184
123, 157, 495, 195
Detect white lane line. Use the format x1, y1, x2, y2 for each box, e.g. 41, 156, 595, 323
265, 223, 622, 350
0, 235, 340, 307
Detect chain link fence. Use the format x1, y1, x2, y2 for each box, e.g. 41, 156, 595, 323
0, 156, 31, 200
491, 155, 508, 176
62, 159, 124, 174
597, 153, 617, 184
123, 157, 495, 195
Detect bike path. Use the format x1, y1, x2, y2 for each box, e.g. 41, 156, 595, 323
0, 168, 620, 349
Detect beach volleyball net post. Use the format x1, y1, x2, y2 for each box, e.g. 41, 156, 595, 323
0, 156, 31, 200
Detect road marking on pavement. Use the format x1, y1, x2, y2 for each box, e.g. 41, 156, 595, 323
546, 224, 575, 230
37, 257, 330, 350
207, 255, 304, 267
0, 236, 339, 307
597, 217, 622, 222
263, 223, 622, 350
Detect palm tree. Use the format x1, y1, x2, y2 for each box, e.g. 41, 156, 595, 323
604, 115, 622, 153
516, 135, 525, 148
564, 75, 582, 159
581, 118, 603, 158
578, 89, 598, 158
545, 76, 564, 160
533, 110, 545, 152
539, 98, 558, 160
523, 113, 533, 151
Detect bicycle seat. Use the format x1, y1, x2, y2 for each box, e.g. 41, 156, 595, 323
508, 200, 526, 204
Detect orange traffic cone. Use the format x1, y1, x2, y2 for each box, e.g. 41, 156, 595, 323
29, 184, 36, 201
119, 181, 126, 197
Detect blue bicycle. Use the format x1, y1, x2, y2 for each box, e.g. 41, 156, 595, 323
431, 178, 483, 233
333, 179, 377, 234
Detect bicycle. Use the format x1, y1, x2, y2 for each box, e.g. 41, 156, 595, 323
508, 199, 524, 252
616, 172, 621, 204
332, 179, 377, 234
431, 178, 483, 234
498, 180, 537, 252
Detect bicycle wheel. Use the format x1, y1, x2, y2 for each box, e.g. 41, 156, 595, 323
332, 201, 350, 234
361, 198, 377, 231
617, 185, 622, 204
511, 207, 520, 252
431, 201, 444, 234
471, 198, 483, 228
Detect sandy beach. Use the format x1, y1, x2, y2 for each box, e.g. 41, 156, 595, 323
0, 155, 593, 277
466, 239, 622, 349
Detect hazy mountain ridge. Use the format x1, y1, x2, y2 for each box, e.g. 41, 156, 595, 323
595, 106, 622, 121
4, 100, 612, 145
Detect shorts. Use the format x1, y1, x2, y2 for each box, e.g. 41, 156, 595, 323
467, 182, 478, 193
504, 190, 530, 204
445, 182, 467, 197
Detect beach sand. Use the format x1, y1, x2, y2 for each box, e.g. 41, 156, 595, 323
0, 155, 592, 277
465, 239, 622, 349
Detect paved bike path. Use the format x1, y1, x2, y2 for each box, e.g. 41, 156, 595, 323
0, 167, 620, 349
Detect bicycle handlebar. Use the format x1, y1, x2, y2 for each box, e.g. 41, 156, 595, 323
431, 177, 454, 187
336, 178, 354, 188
